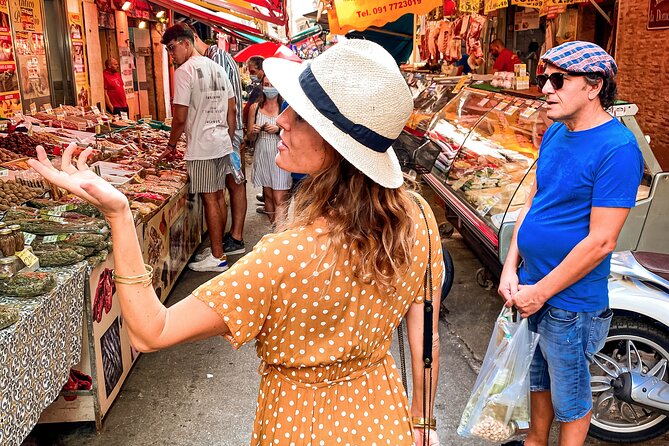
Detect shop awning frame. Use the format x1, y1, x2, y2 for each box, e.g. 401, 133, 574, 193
152, 0, 269, 37
193, 0, 287, 25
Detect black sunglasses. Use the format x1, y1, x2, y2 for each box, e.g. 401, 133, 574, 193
536, 72, 596, 90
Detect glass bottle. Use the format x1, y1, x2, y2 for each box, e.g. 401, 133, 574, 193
0, 228, 16, 257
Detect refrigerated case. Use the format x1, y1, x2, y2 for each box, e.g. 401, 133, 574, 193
403, 75, 473, 138
417, 85, 663, 277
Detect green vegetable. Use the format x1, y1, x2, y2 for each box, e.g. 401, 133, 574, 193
34, 248, 86, 267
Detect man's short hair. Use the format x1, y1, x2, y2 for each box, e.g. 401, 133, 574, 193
248, 56, 264, 71
161, 24, 194, 45
104, 58, 114, 69
490, 39, 504, 48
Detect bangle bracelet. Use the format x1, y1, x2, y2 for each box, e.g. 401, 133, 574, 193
114, 277, 153, 287
112, 264, 154, 281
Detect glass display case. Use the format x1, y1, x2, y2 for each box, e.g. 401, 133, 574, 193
417, 86, 661, 276
404, 76, 471, 137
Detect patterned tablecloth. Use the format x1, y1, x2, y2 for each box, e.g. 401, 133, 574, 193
0, 262, 87, 446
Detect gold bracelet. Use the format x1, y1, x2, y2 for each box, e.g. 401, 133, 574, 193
113, 277, 153, 287
412, 417, 437, 430
112, 264, 154, 281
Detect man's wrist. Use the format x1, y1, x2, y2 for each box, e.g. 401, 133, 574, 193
167, 142, 176, 149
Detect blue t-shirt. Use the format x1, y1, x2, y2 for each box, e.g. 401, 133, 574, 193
517, 118, 643, 312
455, 54, 471, 74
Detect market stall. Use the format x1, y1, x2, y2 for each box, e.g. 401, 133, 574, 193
415, 84, 664, 279
0, 263, 87, 446
0, 112, 204, 438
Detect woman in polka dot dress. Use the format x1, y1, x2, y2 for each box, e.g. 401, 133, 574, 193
29, 39, 445, 445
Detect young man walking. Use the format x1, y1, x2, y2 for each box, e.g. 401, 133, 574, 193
499, 41, 643, 446
161, 24, 236, 272
189, 28, 246, 256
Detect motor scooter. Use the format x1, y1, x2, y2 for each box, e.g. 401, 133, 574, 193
589, 250, 669, 443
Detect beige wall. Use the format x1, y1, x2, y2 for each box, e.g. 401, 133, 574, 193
82, 0, 105, 109
616, 0, 669, 169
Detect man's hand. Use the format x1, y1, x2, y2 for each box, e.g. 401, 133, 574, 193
157, 144, 175, 161
498, 267, 519, 307
510, 284, 546, 318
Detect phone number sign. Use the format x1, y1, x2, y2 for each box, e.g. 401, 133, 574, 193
330, 0, 441, 34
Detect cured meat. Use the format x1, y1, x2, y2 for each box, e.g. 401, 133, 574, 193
437, 20, 453, 57
467, 13, 487, 59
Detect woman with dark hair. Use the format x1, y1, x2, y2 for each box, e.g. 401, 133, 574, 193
247, 77, 291, 225
28, 40, 444, 446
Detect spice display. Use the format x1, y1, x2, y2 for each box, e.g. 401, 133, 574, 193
0, 271, 57, 297
0, 133, 42, 158
9, 219, 109, 235
0, 304, 19, 329
0, 228, 16, 256
0, 147, 23, 162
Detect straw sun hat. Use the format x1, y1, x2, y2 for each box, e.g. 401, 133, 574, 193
263, 39, 413, 189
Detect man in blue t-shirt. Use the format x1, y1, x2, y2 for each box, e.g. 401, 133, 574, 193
498, 42, 643, 446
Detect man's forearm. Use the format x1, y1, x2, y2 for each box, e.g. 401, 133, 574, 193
502, 202, 532, 272
168, 118, 186, 147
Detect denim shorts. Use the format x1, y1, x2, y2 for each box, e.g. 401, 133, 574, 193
529, 305, 613, 422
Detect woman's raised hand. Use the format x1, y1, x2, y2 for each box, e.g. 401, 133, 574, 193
27, 142, 130, 219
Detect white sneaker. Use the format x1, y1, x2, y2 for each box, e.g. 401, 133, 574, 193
194, 247, 212, 262
188, 253, 229, 272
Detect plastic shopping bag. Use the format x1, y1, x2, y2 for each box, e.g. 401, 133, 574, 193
457, 307, 540, 442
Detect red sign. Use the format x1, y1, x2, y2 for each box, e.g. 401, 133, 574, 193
648, 0, 669, 30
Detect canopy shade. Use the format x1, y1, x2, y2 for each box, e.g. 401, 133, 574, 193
151, 0, 286, 37
328, 0, 439, 34
234, 41, 301, 63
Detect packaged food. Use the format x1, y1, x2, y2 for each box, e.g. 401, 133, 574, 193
0, 228, 16, 257
34, 248, 85, 267
0, 271, 57, 297
8, 224, 24, 252
0, 256, 20, 279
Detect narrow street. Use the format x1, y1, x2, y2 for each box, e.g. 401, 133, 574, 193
24, 181, 669, 446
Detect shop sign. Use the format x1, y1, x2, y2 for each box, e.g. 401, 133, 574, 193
484, 0, 508, 14
539, 4, 566, 17
648, 0, 669, 30
329, 0, 441, 34
459, 0, 482, 13
511, 0, 542, 8
514, 8, 540, 30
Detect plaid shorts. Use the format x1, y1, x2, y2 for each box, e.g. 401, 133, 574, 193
186, 157, 231, 194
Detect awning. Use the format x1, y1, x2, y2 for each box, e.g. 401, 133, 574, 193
347, 13, 414, 64
328, 0, 440, 34
151, 0, 287, 37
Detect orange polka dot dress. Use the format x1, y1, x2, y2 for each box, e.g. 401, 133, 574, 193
193, 194, 445, 445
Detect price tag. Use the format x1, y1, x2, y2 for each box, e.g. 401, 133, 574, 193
53, 204, 74, 212
0, 169, 9, 177
22, 232, 36, 245
477, 97, 490, 107
86, 120, 94, 128
30, 102, 37, 115
91, 105, 101, 115
56, 112, 66, 121
44, 103, 53, 114
453, 77, 468, 94
27, 122, 33, 136
494, 101, 509, 111
13, 111, 23, 121
16, 248, 39, 268
476, 195, 501, 217
44, 215, 66, 223
0, 121, 7, 132
520, 107, 538, 119
121, 111, 129, 121
42, 234, 67, 243
504, 105, 519, 116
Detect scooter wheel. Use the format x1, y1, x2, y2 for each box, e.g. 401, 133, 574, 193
588, 316, 669, 443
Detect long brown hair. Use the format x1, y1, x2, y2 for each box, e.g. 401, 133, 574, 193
283, 151, 417, 291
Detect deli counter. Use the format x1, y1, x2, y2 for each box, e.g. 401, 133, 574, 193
416, 85, 666, 277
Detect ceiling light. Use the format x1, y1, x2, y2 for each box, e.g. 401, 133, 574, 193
138, 20, 147, 29
121, 1, 132, 11
156, 10, 165, 18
